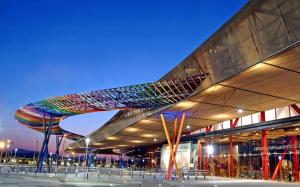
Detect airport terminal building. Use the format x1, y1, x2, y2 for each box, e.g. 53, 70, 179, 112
16, 0, 300, 182
67, 0, 300, 181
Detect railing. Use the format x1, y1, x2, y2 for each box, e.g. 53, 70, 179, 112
0, 164, 208, 182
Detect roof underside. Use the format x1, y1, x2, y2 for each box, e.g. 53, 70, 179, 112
68, 44, 300, 150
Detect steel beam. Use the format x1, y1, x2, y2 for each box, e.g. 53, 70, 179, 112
261, 111, 269, 180
181, 115, 300, 141
205, 141, 209, 174
291, 104, 300, 115
229, 118, 239, 177
55, 135, 63, 167
272, 138, 291, 180
173, 113, 185, 177
197, 140, 201, 171
161, 114, 177, 180
229, 136, 233, 177
291, 135, 299, 182
166, 118, 177, 179
36, 116, 53, 173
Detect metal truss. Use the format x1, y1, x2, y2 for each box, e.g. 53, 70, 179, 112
15, 74, 206, 141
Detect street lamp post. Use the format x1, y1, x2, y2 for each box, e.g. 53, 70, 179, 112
4, 144, 10, 163
14, 148, 18, 162
85, 138, 90, 171
0, 141, 5, 163
50, 152, 53, 166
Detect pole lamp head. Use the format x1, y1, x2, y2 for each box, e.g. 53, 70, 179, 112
85, 138, 91, 146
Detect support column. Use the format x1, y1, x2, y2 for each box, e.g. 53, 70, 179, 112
36, 116, 53, 173
205, 141, 209, 174
55, 135, 63, 167
205, 126, 212, 175
173, 114, 185, 177
291, 135, 299, 182
167, 118, 177, 179
272, 138, 291, 180
228, 118, 239, 178
261, 111, 269, 180
229, 136, 233, 177
161, 113, 185, 180
197, 140, 201, 171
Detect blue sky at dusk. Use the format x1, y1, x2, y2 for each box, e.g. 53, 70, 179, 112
0, 0, 247, 151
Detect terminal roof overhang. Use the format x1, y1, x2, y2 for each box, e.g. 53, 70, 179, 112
67, 43, 300, 151
67, 0, 300, 152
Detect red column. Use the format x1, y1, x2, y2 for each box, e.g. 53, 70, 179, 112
229, 136, 233, 177
291, 135, 299, 182
228, 118, 239, 178
197, 140, 201, 171
272, 138, 291, 180
261, 111, 269, 180
205, 142, 209, 173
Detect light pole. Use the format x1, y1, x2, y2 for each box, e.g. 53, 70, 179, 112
50, 152, 53, 166
85, 138, 90, 171
4, 144, 10, 163
0, 141, 5, 163
14, 148, 18, 162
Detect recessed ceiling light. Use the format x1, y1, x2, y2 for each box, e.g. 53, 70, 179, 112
214, 114, 229, 118
238, 109, 243, 113
107, 136, 118, 140
125, 128, 139, 132
118, 145, 127, 147
131, 140, 143, 143
186, 125, 191, 129
140, 119, 152, 124
153, 138, 157, 142
142, 134, 154, 138
176, 101, 197, 108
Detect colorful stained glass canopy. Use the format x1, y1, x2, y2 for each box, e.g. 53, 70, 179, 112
15, 74, 206, 141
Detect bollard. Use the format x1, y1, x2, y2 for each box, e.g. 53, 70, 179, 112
86, 171, 89, 179
120, 168, 122, 178
143, 169, 145, 179
195, 170, 198, 180
187, 170, 189, 180
98, 169, 100, 179
65, 168, 68, 176
109, 169, 111, 178
154, 169, 156, 180
203, 172, 206, 180
140, 168, 142, 177
131, 168, 133, 179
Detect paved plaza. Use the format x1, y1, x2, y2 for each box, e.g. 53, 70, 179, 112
0, 173, 299, 187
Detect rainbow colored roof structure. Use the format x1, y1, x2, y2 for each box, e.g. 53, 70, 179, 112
15, 74, 206, 141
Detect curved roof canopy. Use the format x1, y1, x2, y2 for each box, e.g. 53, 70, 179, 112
15, 74, 206, 140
